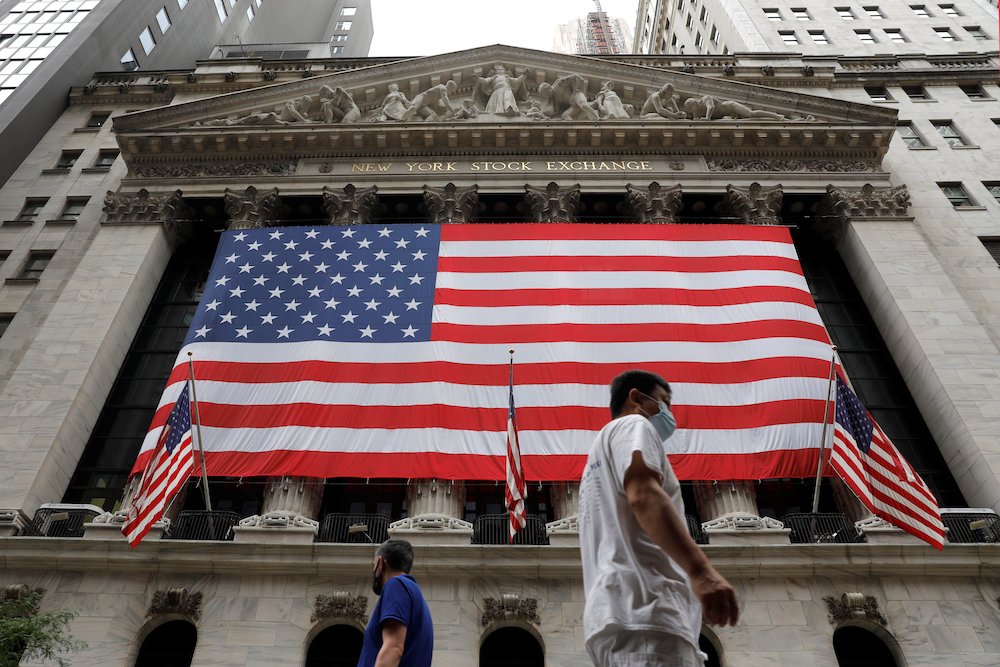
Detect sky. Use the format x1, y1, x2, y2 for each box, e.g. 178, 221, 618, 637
368, 0, 641, 57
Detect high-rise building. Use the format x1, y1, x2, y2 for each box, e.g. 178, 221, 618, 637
553, 12, 633, 54
0, 0, 373, 188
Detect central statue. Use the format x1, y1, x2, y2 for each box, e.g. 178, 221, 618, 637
473, 64, 529, 116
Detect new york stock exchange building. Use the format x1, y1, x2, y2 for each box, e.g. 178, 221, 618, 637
1, 44, 999, 666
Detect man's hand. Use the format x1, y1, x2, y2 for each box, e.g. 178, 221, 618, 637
689, 564, 738, 626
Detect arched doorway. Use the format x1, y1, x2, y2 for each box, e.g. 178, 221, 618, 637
134, 619, 196, 667
833, 625, 903, 667
305, 624, 364, 667
480, 626, 544, 667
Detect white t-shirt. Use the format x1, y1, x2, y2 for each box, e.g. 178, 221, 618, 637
579, 413, 702, 651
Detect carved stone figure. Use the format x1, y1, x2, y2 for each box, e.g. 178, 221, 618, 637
626, 182, 683, 224
523, 100, 546, 120
824, 593, 887, 626
377, 83, 411, 121
148, 588, 203, 621
318, 85, 361, 123
197, 86, 359, 126
224, 186, 280, 230
322, 184, 378, 225
312, 591, 368, 624
473, 64, 529, 116
209, 95, 313, 126
424, 183, 479, 224
538, 74, 600, 121
725, 182, 783, 225
683, 94, 785, 120
594, 81, 631, 119
640, 84, 686, 120
449, 99, 479, 120
402, 80, 458, 121
481, 594, 541, 626
524, 182, 581, 223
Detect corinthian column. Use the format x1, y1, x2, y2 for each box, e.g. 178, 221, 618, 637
625, 182, 683, 224
423, 183, 479, 224
695, 481, 789, 545
725, 182, 783, 225
389, 480, 473, 546
322, 184, 378, 225
524, 182, 581, 222
545, 482, 580, 546
223, 186, 279, 229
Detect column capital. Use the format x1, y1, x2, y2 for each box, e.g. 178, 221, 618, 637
423, 183, 479, 224
102, 189, 194, 246
725, 182, 783, 225
524, 182, 581, 223
223, 186, 280, 230
322, 184, 379, 226
625, 182, 683, 224
825, 183, 911, 220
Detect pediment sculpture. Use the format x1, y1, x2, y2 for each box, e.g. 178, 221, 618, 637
197, 84, 360, 126
473, 63, 530, 117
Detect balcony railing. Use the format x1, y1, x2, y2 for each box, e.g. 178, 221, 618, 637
317, 513, 390, 544
782, 512, 866, 544
941, 509, 1000, 544
686, 514, 709, 545
20, 504, 103, 538
165, 510, 239, 541
472, 514, 549, 545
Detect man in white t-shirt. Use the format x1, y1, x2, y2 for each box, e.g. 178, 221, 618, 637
580, 370, 738, 666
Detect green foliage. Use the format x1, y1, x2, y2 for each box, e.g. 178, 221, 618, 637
0, 591, 86, 667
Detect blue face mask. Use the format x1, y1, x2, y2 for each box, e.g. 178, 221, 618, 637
639, 393, 677, 442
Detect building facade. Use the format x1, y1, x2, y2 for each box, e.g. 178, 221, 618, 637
1, 40, 999, 666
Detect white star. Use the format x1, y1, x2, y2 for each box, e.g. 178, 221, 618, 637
261, 312, 277, 324
268, 230, 283, 240
285, 299, 300, 311
215, 276, 230, 287
261, 252, 276, 262
314, 262, 330, 273
374, 250, 389, 261
253, 275, 269, 286
404, 299, 421, 311
269, 286, 285, 299
305, 229, 319, 239
276, 326, 293, 339
330, 273, 345, 285
308, 286, 323, 298
239, 262, 253, 273
276, 263, 291, 273
195, 325, 210, 338
205, 299, 221, 311
401, 325, 418, 338
301, 311, 317, 323
317, 324, 334, 336
342, 228, 357, 238
369, 273, 385, 285
353, 261, 368, 272
390, 261, 406, 273
359, 325, 377, 338
284, 240, 299, 250
383, 311, 399, 324
235, 325, 252, 338
414, 227, 430, 237
324, 297, 340, 309
386, 286, 402, 298
378, 227, 393, 237
358, 238, 373, 249
336, 250, 351, 261
229, 286, 245, 298
347, 286, 363, 297
247, 241, 262, 251
409, 274, 424, 285
364, 298, 381, 311
225, 253, 239, 264
342, 311, 358, 323
411, 250, 427, 261
299, 251, 314, 262
395, 238, 410, 249
320, 239, 335, 250
220, 311, 236, 324
244, 299, 261, 312
233, 232, 247, 241
291, 274, 307, 286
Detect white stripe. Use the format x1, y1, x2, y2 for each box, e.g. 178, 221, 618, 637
435, 269, 810, 292
433, 301, 826, 327
440, 239, 799, 259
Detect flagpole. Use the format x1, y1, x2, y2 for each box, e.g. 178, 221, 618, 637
187, 351, 213, 512
810, 345, 838, 515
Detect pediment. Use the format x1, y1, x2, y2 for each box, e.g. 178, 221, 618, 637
112, 44, 897, 171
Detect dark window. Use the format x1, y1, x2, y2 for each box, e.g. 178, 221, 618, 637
13, 198, 47, 221
932, 120, 969, 146
939, 181, 974, 206
94, 149, 119, 168
464, 482, 552, 523
306, 625, 364, 667
934, 26, 956, 40
855, 29, 876, 43
833, 625, 900, 667
57, 197, 89, 220
134, 620, 197, 667
0, 313, 13, 338
960, 84, 988, 99
964, 26, 989, 39
55, 150, 82, 168
0, 250, 8, 265
836, 7, 855, 19
982, 238, 1000, 264
902, 85, 929, 100
863, 6, 884, 18
18, 250, 54, 279
984, 183, 1000, 205
86, 111, 110, 128
865, 86, 892, 102
480, 627, 543, 667
938, 3, 960, 16
910, 4, 930, 16
896, 122, 926, 147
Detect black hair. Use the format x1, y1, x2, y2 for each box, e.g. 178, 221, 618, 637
609, 369, 671, 418
376, 538, 415, 573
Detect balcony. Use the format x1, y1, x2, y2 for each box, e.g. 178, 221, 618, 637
941, 508, 1000, 544
165, 510, 239, 541
686, 514, 709, 545
782, 512, 866, 544
472, 514, 549, 545
317, 513, 390, 544
20, 504, 103, 538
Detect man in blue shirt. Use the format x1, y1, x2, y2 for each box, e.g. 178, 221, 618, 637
357, 538, 433, 667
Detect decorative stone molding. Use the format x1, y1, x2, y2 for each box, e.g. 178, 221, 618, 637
389, 513, 474, 531
481, 594, 541, 626
423, 183, 479, 224
722, 64, 735, 76
545, 516, 578, 534
1, 583, 42, 606
322, 184, 378, 225
707, 159, 879, 173
524, 182, 581, 223
148, 588, 203, 621
91, 511, 128, 525
824, 593, 887, 626
702, 513, 785, 531
223, 186, 280, 229
725, 182, 783, 225
130, 161, 297, 179
102, 189, 190, 224
186, 72, 199, 83
802, 65, 815, 77
0, 509, 28, 536
825, 183, 910, 219
312, 591, 368, 624
237, 511, 320, 531
761, 65, 775, 76
625, 182, 683, 224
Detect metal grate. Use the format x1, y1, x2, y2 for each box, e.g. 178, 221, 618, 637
166, 510, 239, 541
782, 512, 867, 544
317, 513, 390, 544
941, 510, 1000, 543
20, 505, 102, 538
472, 514, 549, 545
686, 514, 709, 545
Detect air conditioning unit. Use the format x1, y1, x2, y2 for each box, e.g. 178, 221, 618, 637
23, 503, 104, 538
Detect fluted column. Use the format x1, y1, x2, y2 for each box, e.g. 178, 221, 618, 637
546, 482, 580, 545
423, 183, 479, 224
625, 182, 682, 224
389, 480, 473, 545
695, 481, 788, 544
322, 184, 378, 225
524, 182, 581, 223
223, 186, 279, 229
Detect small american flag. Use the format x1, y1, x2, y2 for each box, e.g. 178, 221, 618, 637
505, 364, 526, 542
123, 381, 195, 547
829, 376, 945, 549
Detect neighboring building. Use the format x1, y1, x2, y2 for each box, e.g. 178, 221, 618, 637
0, 0, 373, 189
1, 37, 1000, 667
553, 12, 633, 54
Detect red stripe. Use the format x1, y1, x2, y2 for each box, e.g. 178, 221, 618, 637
434, 286, 816, 308
438, 254, 804, 275
164, 357, 837, 389
441, 223, 793, 243
147, 399, 830, 432
431, 320, 830, 344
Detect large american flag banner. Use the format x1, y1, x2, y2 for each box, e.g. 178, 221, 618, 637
133, 223, 839, 482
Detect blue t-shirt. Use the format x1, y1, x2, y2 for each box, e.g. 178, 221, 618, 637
357, 574, 433, 667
